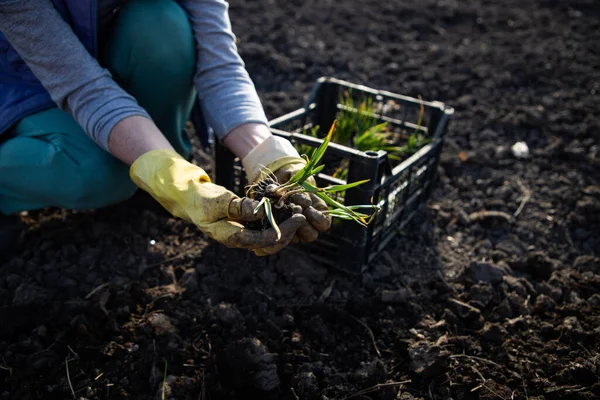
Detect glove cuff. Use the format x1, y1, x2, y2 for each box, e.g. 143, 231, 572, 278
241, 135, 301, 182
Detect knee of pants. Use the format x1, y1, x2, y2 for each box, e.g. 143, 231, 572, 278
59, 150, 137, 210
112, 0, 196, 79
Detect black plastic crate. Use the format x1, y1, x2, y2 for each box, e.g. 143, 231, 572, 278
215, 77, 454, 269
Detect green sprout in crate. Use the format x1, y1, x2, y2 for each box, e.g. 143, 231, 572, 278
295, 125, 320, 160
332, 91, 430, 179
246, 121, 380, 240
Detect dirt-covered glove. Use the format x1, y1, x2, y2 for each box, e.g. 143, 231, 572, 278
130, 149, 306, 255
242, 136, 332, 243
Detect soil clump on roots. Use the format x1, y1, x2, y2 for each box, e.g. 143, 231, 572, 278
245, 177, 295, 232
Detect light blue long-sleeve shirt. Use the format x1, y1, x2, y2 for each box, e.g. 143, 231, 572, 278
0, 0, 268, 151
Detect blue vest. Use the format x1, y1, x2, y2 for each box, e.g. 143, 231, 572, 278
0, 0, 96, 136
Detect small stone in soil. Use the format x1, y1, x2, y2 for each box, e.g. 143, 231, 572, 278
466, 261, 510, 285
225, 337, 280, 391
292, 372, 319, 400
507, 292, 531, 315
32, 325, 47, 337
502, 275, 534, 297
149, 313, 176, 335
214, 302, 244, 327
588, 293, 600, 306
524, 252, 556, 280
491, 298, 513, 320
381, 289, 410, 304
178, 269, 199, 294
408, 341, 449, 378
561, 316, 582, 332
479, 322, 507, 343
469, 283, 495, 306
534, 294, 556, 312
4, 274, 22, 290
574, 255, 600, 273
365, 358, 388, 386
469, 314, 485, 330
449, 298, 482, 321
440, 308, 460, 326
536, 281, 563, 302
12, 282, 47, 307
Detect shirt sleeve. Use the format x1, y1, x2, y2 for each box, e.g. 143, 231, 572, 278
177, 0, 269, 140
0, 0, 150, 151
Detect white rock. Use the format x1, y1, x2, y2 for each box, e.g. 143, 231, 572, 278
511, 141, 530, 158
149, 313, 176, 335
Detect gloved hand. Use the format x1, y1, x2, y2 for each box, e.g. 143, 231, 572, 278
130, 149, 306, 255
242, 136, 332, 243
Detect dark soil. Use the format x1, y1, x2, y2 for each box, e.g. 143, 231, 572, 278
2, 0, 600, 399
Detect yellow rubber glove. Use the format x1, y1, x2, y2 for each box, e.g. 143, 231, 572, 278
130, 149, 306, 254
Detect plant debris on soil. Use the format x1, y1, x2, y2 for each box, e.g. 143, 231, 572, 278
1, 0, 600, 399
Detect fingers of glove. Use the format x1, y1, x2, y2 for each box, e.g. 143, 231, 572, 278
251, 214, 307, 256
290, 204, 303, 214
273, 162, 306, 184
228, 197, 263, 221
231, 213, 306, 250
309, 192, 329, 212
303, 206, 332, 232
290, 192, 312, 209
253, 241, 288, 257
297, 222, 319, 243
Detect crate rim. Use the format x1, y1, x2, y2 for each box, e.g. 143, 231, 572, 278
269, 77, 455, 126
304, 76, 455, 117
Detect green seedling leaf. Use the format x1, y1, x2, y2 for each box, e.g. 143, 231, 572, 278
253, 197, 267, 215
365, 208, 380, 224
284, 120, 337, 188
300, 182, 319, 194
339, 212, 368, 226
326, 210, 369, 226
324, 208, 371, 219
379, 145, 409, 152
252, 197, 281, 240
340, 204, 380, 212
411, 94, 425, 138
355, 123, 389, 148
408, 134, 417, 148
328, 213, 354, 221
325, 204, 381, 222
324, 208, 369, 226
311, 164, 325, 176
302, 182, 369, 225
263, 198, 281, 241
322, 179, 370, 193
286, 163, 307, 186
305, 120, 337, 174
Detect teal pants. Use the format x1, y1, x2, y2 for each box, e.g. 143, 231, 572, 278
0, 0, 196, 215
